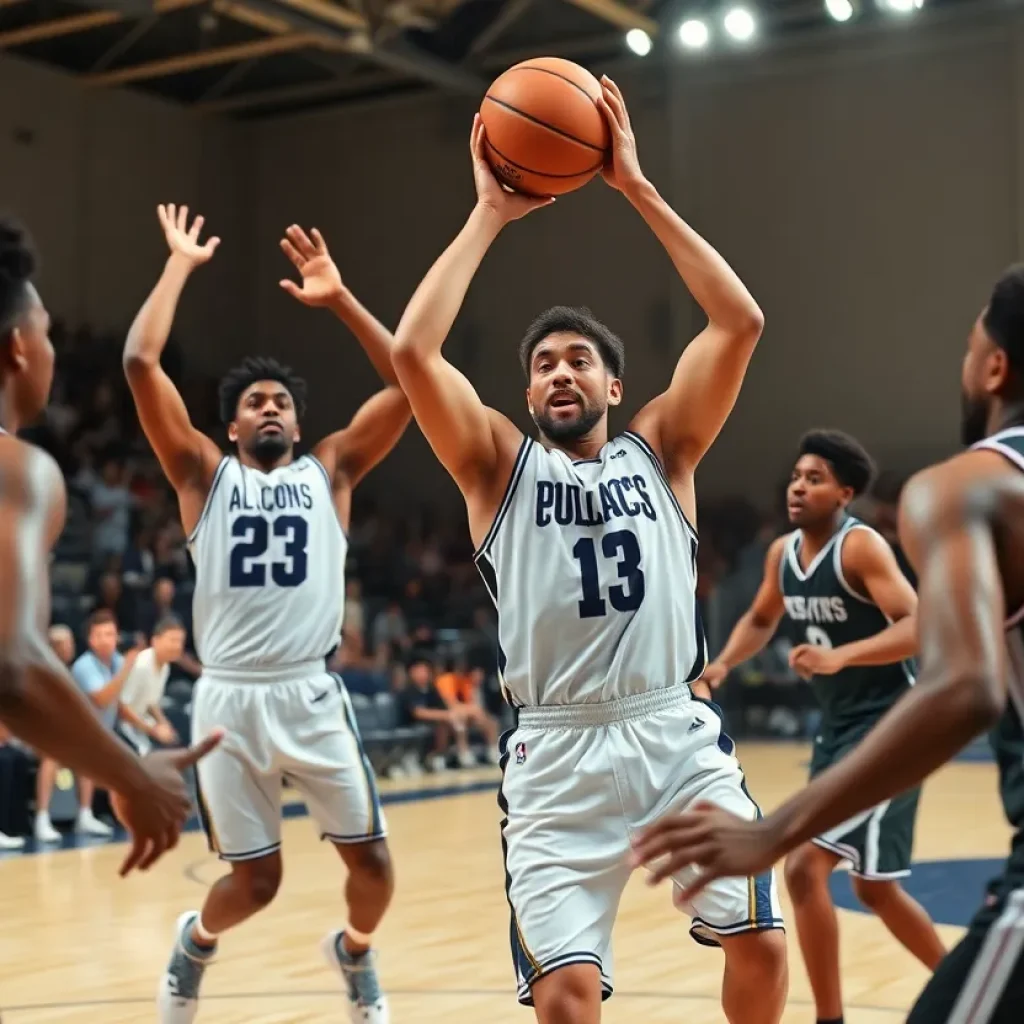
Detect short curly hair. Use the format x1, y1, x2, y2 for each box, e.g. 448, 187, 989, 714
0, 217, 37, 341
217, 356, 307, 425
797, 429, 876, 497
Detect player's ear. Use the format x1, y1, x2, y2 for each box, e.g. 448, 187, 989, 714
608, 377, 623, 407
6, 327, 28, 372
525, 388, 534, 418
227, 421, 239, 444
986, 345, 1012, 396
839, 485, 854, 508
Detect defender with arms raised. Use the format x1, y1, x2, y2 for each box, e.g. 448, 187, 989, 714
123, 206, 410, 1024
391, 79, 786, 1024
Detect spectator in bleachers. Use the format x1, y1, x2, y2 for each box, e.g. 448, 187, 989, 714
434, 659, 500, 766
344, 578, 366, 648
372, 599, 411, 662
397, 655, 473, 772
83, 457, 135, 560
34, 625, 78, 844
116, 616, 186, 755
0, 723, 27, 849
121, 524, 156, 596
69, 610, 140, 837
91, 571, 136, 634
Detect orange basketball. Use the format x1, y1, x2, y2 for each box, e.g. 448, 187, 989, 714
480, 57, 610, 198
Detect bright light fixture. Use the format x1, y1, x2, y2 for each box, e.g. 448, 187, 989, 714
625, 28, 652, 56
678, 18, 710, 49
825, 0, 855, 22
723, 6, 757, 42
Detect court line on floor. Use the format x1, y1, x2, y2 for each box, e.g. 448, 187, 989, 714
0, 989, 906, 1016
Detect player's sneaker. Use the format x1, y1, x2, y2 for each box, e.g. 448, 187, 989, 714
321, 930, 389, 1023
75, 808, 113, 837
158, 911, 216, 1023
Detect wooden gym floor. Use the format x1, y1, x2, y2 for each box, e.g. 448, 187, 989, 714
0, 743, 1009, 1022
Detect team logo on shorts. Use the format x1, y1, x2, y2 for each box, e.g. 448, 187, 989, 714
515, 741, 527, 765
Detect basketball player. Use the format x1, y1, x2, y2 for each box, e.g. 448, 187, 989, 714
391, 79, 787, 1023
124, 206, 410, 1023
632, 264, 1024, 1023
0, 217, 221, 875
701, 429, 945, 1024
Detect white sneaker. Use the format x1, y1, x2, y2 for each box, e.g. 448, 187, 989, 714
35, 813, 62, 844
321, 931, 390, 1023
75, 809, 114, 837
457, 749, 477, 769
427, 754, 447, 773
0, 831, 24, 850
158, 911, 215, 1024
485, 748, 500, 767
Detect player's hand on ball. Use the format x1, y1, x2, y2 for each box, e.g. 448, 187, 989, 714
789, 644, 843, 678
628, 800, 781, 899
279, 225, 345, 307
595, 77, 646, 196
470, 115, 554, 224
113, 728, 224, 877
157, 204, 220, 267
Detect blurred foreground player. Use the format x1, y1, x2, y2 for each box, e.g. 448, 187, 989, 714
392, 79, 786, 1023
632, 265, 1024, 1023
125, 206, 410, 1024
0, 217, 221, 874
703, 429, 944, 1023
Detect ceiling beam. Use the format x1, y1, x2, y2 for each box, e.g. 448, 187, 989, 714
85, 31, 320, 86
197, 66, 396, 112
469, 0, 534, 56
0, 0, 201, 49
561, 0, 658, 36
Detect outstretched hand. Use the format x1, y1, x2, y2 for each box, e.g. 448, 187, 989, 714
629, 800, 783, 902
157, 204, 220, 267
470, 115, 555, 224
279, 225, 345, 307
595, 76, 646, 196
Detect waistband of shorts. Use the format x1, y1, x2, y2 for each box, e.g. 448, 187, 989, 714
200, 659, 327, 685
516, 684, 693, 729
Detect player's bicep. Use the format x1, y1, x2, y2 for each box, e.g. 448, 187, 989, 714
750, 538, 786, 627
316, 386, 412, 489
851, 532, 917, 622
633, 321, 761, 478
392, 348, 503, 491
124, 358, 219, 490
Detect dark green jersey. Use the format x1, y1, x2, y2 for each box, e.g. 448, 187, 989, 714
970, 427, 1024, 847
779, 515, 916, 739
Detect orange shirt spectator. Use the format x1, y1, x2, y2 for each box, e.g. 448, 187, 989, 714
435, 669, 480, 707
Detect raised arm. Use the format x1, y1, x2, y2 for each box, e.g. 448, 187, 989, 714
123, 205, 222, 509
630, 450, 1015, 892
595, 79, 763, 500
276, 224, 411, 490
700, 537, 787, 689
390, 117, 549, 516
790, 528, 918, 678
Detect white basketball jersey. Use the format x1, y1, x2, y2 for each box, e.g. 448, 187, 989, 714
475, 430, 705, 706
188, 454, 346, 673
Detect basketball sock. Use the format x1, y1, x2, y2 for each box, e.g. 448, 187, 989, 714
340, 926, 373, 957
187, 915, 219, 955
817, 1018, 843, 1024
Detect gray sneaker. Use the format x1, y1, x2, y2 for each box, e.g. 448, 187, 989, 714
321, 930, 390, 1023
157, 912, 216, 1023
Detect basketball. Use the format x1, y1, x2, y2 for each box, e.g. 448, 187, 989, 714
480, 57, 610, 198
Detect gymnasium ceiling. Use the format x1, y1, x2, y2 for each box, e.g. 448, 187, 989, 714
0, 0, 998, 118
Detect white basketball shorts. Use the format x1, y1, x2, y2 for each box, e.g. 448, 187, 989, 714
498, 684, 784, 1005
191, 662, 386, 861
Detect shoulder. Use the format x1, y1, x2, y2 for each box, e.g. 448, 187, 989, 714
766, 533, 792, 571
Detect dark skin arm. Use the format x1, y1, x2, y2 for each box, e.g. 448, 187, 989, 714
277, 225, 412, 527
789, 527, 918, 678
123, 205, 223, 534
629, 449, 1014, 895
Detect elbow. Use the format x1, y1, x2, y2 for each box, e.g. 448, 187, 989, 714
122, 349, 154, 378
391, 336, 426, 379
741, 305, 765, 343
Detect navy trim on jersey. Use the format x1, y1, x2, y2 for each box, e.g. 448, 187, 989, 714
334, 673, 384, 838
218, 841, 283, 862
187, 456, 230, 546
474, 435, 533, 560
619, 430, 698, 542
832, 521, 875, 605
306, 452, 333, 491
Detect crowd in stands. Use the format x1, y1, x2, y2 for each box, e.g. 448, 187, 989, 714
0, 319, 913, 850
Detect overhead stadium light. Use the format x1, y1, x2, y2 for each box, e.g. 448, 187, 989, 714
825, 0, 855, 22
678, 18, 710, 49
879, 0, 925, 11
626, 28, 653, 56
723, 6, 757, 42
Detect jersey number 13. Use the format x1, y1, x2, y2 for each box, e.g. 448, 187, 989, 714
229, 515, 309, 588
572, 530, 646, 619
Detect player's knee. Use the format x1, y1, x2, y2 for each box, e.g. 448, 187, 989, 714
851, 876, 898, 911
234, 860, 282, 910
532, 963, 602, 1024
724, 928, 788, 991
783, 846, 827, 903
346, 841, 394, 890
